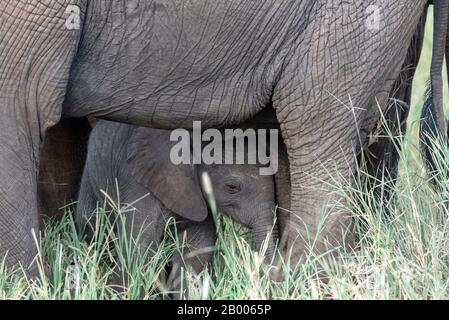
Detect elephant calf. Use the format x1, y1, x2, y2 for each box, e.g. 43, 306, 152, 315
75, 120, 278, 295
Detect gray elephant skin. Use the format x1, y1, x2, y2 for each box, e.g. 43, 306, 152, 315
0, 0, 448, 274
75, 120, 278, 292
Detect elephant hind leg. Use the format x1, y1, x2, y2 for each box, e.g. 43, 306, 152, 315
276, 136, 357, 266
272, 69, 362, 267
270, 1, 426, 267
363, 10, 426, 205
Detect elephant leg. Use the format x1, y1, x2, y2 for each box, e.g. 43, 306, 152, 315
115, 200, 166, 264
361, 102, 408, 205
271, 2, 425, 268
0, 123, 42, 275
275, 138, 291, 242
111, 209, 166, 294
362, 11, 427, 203
110, 182, 167, 293
38, 118, 91, 226
169, 216, 216, 300
75, 171, 100, 242
0, 1, 85, 272
274, 125, 358, 265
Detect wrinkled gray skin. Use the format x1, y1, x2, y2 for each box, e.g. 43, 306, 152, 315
362, 11, 428, 203
75, 120, 277, 294
0, 0, 447, 273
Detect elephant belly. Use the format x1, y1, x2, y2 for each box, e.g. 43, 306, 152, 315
62, 0, 314, 129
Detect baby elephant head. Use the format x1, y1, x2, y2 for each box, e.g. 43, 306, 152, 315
127, 127, 278, 262
202, 162, 278, 261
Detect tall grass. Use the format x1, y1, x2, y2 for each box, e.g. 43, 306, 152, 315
1, 128, 449, 300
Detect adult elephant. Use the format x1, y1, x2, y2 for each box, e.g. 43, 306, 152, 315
0, 0, 447, 274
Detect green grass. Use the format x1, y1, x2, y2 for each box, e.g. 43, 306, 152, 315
2, 151, 449, 300
1, 11, 449, 300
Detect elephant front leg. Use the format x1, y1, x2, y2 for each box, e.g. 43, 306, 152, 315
0, 124, 41, 276
0, 0, 86, 272
271, 0, 425, 268
169, 216, 217, 300
107, 205, 165, 295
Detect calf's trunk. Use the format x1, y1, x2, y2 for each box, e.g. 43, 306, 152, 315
252, 202, 279, 263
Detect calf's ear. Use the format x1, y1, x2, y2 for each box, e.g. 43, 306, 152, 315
127, 127, 208, 222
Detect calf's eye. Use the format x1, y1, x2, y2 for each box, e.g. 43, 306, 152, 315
225, 183, 241, 194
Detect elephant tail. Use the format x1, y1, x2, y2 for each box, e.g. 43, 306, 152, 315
420, 86, 449, 180
420, 0, 449, 184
